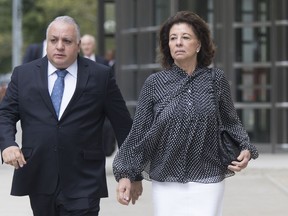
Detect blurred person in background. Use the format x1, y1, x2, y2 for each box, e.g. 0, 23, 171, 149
80, 34, 108, 66
23, 39, 47, 64
0, 73, 11, 103
105, 49, 116, 76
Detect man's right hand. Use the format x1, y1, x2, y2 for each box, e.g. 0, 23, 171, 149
116, 178, 132, 205
2, 146, 26, 169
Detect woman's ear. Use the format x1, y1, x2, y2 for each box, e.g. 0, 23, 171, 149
196, 42, 201, 53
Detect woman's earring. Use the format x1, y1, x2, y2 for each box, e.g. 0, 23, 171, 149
196, 48, 200, 53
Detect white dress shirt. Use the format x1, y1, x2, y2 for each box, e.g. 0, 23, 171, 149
42, 40, 47, 57
48, 60, 77, 119
84, 54, 95, 61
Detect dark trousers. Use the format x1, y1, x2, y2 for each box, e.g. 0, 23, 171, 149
29, 191, 100, 216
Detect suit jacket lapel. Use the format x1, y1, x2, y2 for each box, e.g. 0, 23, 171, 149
36, 57, 58, 118
61, 57, 89, 119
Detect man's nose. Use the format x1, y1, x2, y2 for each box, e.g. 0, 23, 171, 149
56, 41, 64, 49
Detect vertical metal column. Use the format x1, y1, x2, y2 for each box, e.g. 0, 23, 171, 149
270, 1, 277, 153
97, 0, 105, 56
224, 0, 235, 97
170, 0, 178, 15
12, 0, 22, 68
213, 0, 235, 98
281, 0, 288, 145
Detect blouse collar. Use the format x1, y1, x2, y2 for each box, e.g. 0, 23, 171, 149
171, 63, 205, 79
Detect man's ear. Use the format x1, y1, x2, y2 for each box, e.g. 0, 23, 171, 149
78, 40, 81, 53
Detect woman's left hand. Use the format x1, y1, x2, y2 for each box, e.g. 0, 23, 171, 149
228, 150, 251, 172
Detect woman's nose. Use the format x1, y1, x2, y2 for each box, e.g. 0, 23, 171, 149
176, 38, 182, 46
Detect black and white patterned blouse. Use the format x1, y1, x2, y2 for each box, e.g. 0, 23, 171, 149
113, 64, 259, 184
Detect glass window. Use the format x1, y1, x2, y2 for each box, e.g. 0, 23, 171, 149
178, 0, 210, 21
235, 0, 270, 22
154, 0, 170, 25
237, 108, 270, 143
105, 37, 115, 51
235, 27, 270, 62
235, 68, 271, 102
104, 3, 116, 34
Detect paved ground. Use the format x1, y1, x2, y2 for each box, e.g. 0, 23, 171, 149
1, 124, 288, 215
1, 153, 288, 216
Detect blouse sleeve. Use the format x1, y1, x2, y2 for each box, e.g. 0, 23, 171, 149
216, 69, 259, 159
113, 74, 156, 182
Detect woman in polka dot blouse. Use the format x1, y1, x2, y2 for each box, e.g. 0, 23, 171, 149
113, 11, 259, 216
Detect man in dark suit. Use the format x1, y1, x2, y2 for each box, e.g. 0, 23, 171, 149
0, 16, 142, 216
22, 40, 46, 64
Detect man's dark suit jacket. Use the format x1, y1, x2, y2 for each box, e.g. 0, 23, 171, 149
93, 55, 116, 156
0, 56, 132, 199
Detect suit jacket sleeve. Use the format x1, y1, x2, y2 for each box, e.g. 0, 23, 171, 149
0, 67, 21, 153
103, 68, 132, 147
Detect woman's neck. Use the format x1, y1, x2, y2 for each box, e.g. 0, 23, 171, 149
175, 61, 197, 75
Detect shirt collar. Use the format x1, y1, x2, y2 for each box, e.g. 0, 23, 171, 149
84, 54, 95, 61
48, 60, 78, 78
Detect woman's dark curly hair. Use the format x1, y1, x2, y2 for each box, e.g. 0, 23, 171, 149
157, 11, 216, 69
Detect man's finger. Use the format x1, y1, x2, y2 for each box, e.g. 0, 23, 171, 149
2, 147, 26, 169
15, 150, 26, 168
122, 186, 131, 202
116, 178, 131, 205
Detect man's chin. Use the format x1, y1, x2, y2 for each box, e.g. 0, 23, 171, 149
51, 60, 68, 69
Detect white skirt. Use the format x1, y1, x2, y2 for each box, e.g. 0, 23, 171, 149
152, 180, 225, 216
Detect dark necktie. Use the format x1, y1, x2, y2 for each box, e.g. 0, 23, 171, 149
51, 69, 68, 117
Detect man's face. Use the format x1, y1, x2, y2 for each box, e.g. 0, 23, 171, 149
80, 37, 95, 57
46, 21, 80, 69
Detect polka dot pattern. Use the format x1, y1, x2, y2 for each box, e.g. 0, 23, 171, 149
113, 64, 259, 183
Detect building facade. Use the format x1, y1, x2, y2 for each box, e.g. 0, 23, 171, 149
114, 0, 288, 153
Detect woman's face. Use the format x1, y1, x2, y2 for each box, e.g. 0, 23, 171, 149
168, 22, 201, 66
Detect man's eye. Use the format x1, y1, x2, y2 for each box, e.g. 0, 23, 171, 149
64, 40, 72, 44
